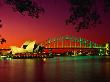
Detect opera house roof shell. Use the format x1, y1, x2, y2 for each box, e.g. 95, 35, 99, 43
10, 41, 41, 54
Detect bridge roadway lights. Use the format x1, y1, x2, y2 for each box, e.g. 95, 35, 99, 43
41, 35, 105, 54
44, 48, 103, 55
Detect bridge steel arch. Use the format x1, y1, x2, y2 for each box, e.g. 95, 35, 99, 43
40, 35, 104, 49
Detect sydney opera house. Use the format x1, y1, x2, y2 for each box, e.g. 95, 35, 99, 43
10, 41, 43, 54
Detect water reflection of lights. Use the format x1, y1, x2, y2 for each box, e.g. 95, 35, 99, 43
43, 58, 47, 61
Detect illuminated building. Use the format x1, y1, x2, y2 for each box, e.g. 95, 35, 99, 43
10, 41, 42, 54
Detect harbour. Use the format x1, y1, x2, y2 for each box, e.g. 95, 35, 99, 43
0, 56, 110, 82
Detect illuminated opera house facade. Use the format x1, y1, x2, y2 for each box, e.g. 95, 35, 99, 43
10, 41, 43, 54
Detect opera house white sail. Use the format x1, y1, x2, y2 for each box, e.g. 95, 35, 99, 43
21, 40, 32, 49
10, 41, 42, 54
10, 46, 26, 54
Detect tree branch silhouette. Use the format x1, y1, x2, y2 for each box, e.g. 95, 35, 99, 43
104, 0, 110, 12
66, 0, 101, 32
66, 0, 110, 32
0, 20, 6, 44
4, 0, 44, 18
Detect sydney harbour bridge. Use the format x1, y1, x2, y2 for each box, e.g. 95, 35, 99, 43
40, 35, 107, 55
41, 35, 103, 48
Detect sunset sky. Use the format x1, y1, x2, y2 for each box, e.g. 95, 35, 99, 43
0, 0, 110, 48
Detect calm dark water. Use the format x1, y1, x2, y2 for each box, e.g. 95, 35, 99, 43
0, 56, 110, 82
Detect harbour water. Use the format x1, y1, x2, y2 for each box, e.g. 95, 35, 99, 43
0, 56, 110, 82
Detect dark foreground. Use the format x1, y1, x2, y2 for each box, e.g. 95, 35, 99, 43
0, 56, 110, 82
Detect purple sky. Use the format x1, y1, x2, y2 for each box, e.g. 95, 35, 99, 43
0, 0, 110, 48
